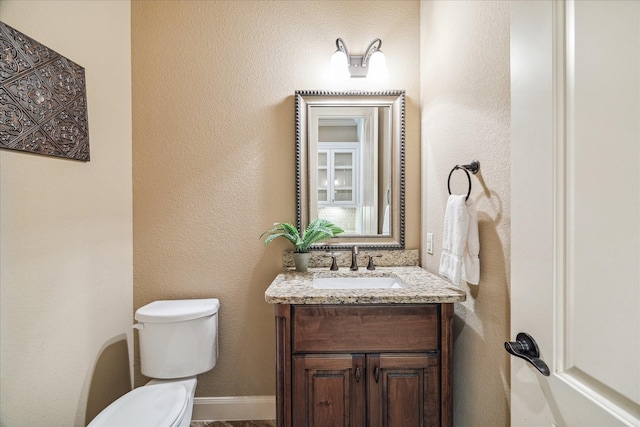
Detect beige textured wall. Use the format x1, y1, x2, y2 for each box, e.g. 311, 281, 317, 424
420, 1, 511, 426
132, 1, 420, 396
0, 1, 133, 426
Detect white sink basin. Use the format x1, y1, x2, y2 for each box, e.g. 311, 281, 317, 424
313, 276, 405, 290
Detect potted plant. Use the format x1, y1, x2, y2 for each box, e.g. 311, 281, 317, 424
260, 218, 344, 271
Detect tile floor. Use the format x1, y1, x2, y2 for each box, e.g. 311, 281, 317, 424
191, 421, 276, 427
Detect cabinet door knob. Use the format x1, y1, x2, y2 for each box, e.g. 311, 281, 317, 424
374, 366, 380, 383
355, 366, 361, 382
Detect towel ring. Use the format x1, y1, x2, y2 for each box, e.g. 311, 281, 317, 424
447, 160, 480, 201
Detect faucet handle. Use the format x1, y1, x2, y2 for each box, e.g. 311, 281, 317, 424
366, 255, 382, 270
326, 252, 339, 271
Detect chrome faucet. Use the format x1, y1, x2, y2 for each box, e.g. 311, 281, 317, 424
350, 245, 359, 271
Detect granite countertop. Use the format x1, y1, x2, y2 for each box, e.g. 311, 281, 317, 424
264, 266, 467, 305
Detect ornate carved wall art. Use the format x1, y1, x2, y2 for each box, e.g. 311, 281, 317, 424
0, 22, 90, 161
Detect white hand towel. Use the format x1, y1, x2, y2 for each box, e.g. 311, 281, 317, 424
439, 195, 480, 285
461, 199, 480, 285
439, 195, 468, 285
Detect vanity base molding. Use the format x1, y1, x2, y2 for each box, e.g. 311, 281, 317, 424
274, 303, 454, 427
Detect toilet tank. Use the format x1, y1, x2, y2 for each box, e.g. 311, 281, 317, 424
135, 299, 219, 379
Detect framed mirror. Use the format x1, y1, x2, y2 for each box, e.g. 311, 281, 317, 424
296, 90, 405, 250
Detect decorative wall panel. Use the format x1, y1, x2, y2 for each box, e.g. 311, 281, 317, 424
0, 22, 90, 161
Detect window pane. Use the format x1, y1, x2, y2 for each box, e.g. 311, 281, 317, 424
334, 169, 352, 187
334, 152, 352, 167
335, 190, 352, 202
317, 170, 328, 188
318, 152, 327, 167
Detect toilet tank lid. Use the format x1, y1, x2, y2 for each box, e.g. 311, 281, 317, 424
135, 298, 220, 323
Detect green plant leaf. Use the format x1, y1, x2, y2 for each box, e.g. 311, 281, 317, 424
260, 219, 343, 253
260, 222, 300, 250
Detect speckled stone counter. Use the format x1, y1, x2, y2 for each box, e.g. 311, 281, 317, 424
264, 266, 466, 305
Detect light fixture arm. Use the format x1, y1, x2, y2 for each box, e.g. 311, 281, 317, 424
335, 38, 349, 62
361, 38, 382, 68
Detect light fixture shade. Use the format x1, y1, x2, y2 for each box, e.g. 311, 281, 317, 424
367, 50, 388, 81
331, 50, 350, 80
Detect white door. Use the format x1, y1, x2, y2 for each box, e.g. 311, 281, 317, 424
511, 1, 639, 426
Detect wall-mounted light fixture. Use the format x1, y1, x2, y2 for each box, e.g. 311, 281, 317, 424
331, 38, 388, 80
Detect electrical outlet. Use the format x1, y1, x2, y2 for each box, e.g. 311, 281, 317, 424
426, 233, 434, 254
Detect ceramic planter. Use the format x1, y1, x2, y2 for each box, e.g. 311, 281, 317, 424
292, 252, 312, 272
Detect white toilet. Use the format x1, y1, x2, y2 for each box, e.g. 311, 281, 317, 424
88, 298, 220, 427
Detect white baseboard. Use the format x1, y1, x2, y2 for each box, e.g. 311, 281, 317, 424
191, 395, 276, 421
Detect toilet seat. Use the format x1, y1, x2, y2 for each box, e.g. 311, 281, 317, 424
88, 382, 189, 427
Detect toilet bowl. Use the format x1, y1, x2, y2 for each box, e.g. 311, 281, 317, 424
88, 299, 219, 427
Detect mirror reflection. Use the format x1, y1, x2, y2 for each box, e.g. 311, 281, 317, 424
313, 108, 392, 235
296, 91, 405, 249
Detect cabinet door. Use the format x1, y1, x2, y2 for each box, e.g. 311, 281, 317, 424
317, 147, 358, 206
331, 149, 356, 204
293, 354, 366, 427
367, 353, 440, 427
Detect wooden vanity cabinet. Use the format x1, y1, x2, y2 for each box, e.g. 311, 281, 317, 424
275, 303, 454, 427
